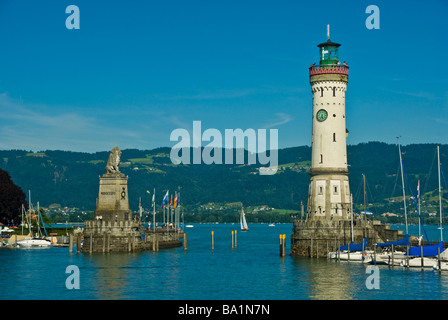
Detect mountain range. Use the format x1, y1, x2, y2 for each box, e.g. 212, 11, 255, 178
0, 142, 446, 215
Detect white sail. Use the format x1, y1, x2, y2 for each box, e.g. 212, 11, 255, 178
240, 207, 248, 231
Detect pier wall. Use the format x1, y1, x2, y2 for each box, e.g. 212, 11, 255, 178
81, 220, 182, 253
290, 219, 404, 258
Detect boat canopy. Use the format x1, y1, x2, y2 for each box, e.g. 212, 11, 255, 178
338, 238, 367, 251
406, 241, 444, 257
376, 234, 409, 248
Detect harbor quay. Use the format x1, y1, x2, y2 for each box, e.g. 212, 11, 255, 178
290, 219, 404, 258
77, 146, 183, 254
80, 220, 182, 253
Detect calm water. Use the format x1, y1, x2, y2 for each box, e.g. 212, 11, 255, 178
1, 223, 448, 300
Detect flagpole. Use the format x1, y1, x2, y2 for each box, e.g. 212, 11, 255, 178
418, 180, 421, 237
153, 188, 156, 232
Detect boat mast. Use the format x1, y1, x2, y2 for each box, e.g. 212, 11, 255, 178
418, 180, 421, 237
363, 174, 366, 221
351, 194, 354, 242
438, 146, 443, 241
398, 137, 408, 235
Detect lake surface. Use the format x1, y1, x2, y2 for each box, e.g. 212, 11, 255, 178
2, 223, 448, 300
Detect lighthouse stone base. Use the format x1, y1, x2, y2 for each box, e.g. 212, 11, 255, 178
290, 219, 405, 258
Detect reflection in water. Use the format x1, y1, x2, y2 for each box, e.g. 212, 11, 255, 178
291, 257, 356, 300
82, 249, 184, 300
85, 253, 139, 299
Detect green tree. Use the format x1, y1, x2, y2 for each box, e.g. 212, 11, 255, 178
0, 168, 28, 225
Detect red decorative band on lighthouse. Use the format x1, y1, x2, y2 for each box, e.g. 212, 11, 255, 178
309, 65, 349, 76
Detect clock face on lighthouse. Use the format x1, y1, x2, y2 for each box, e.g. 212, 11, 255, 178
316, 109, 328, 122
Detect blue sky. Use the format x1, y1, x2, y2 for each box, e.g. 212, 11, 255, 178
0, 0, 447, 152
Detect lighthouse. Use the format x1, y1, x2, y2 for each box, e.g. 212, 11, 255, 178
306, 25, 351, 222
290, 26, 406, 258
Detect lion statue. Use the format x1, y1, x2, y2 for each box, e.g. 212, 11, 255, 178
105, 146, 122, 174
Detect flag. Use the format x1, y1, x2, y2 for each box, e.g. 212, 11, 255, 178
161, 191, 169, 208
416, 180, 420, 200
174, 194, 178, 210
139, 197, 142, 218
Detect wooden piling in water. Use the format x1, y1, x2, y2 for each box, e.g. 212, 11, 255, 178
183, 232, 187, 251
231, 231, 234, 249
279, 234, 286, 257
347, 243, 350, 261
391, 244, 395, 267
406, 245, 410, 269
211, 231, 214, 250
235, 230, 237, 248
421, 245, 424, 268
76, 234, 81, 253
69, 233, 73, 254
279, 234, 282, 256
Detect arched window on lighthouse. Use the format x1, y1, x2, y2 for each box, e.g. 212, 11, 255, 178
333, 87, 336, 97
320, 88, 323, 97
333, 133, 336, 142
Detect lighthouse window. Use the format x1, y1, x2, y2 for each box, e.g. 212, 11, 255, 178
334, 186, 338, 194
333, 87, 336, 96
333, 133, 336, 142
320, 154, 323, 163
320, 89, 323, 97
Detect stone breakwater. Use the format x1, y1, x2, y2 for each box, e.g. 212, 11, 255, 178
290, 219, 405, 258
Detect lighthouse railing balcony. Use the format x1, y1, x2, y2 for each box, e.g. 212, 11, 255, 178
309, 64, 349, 76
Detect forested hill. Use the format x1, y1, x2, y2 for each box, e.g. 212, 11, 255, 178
0, 142, 446, 212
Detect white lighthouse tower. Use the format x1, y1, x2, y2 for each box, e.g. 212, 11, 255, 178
306, 26, 351, 221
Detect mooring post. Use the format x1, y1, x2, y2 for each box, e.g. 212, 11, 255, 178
183, 232, 187, 251
279, 234, 282, 256
373, 245, 377, 264
232, 231, 234, 249
69, 233, 73, 254
310, 238, 313, 258
406, 245, 410, 269
421, 245, 424, 269
211, 231, 214, 250
284, 235, 287, 256
337, 241, 340, 262
234, 230, 237, 248
391, 244, 395, 267
76, 233, 81, 253
347, 243, 350, 262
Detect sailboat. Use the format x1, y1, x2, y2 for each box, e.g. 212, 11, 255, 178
403, 146, 444, 268
240, 207, 248, 231
17, 196, 52, 248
